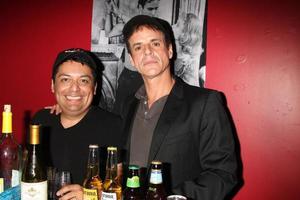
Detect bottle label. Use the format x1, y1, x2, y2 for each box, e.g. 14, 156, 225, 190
126, 176, 140, 188
0, 178, 3, 193
21, 181, 47, 200
11, 170, 20, 187
150, 170, 162, 184
83, 188, 98, 200
101, 191, 117, 200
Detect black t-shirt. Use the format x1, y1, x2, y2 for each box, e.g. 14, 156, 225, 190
32, 106, 123, 184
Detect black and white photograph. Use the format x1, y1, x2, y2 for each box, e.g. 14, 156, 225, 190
91, 0, 207, 112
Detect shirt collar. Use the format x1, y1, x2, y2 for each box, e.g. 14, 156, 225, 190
135, 84, 147, 101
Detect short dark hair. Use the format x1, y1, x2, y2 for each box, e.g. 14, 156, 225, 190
52, 48, 98, 82
122, 15, 172, 54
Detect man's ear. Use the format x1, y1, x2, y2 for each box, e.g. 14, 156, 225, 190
51, 80, 55, 93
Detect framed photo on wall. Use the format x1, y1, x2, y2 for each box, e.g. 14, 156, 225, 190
91, 0, 207, 113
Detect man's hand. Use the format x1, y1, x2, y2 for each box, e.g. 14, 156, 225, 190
56, 184, 83, 200
45, 104, 61, 115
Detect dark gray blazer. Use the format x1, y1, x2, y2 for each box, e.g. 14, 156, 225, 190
120, 78, 238, 200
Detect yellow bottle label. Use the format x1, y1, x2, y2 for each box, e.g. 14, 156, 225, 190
83, 188, 98, 200
2, 109, 12, 133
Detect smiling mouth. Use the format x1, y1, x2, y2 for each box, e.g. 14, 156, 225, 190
66, 96, 82, 100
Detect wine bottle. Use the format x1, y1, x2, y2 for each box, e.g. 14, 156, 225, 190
83, 144, 102, 200
123, 165, 142, 200
145, 161, 167, 200
21, 124, 47, 200
102, 146, 122, 200
0, 104, 22, 193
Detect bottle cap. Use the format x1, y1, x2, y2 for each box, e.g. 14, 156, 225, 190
128, 165, 139, 170
107, 146, 117, 151
89, 144, 99, 148
151, 160, 162, 165
4, 104, 11, 112
2, 104, 12, 133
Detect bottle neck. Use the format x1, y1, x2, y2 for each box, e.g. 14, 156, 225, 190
105, 167, 118, 180
86, 163, 100, 177
105, 150, 118, 179
26, 144, 39, 165
86, 148, 100, 177
28, 144, 39, 154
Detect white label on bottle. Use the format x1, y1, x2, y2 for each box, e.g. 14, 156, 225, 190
150, 169, 162, 184
0, 178, 4, 193
11, 170, 20, 187
21, 181, 47, 200
101, 191, 117, 200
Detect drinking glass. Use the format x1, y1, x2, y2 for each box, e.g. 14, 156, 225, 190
167, 195, 187, 200
54, 171, 71, 200
47, 166, 57, 200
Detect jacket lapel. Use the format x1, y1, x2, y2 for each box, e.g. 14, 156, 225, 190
122, 97, 139, 166
147, 79, 184, 165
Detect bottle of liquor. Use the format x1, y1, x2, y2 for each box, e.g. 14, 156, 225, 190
123, 165, 142, 200
0, 104, 22, 193
145, 161, 167, 200
102, 146, 122, 200
83, 144, 102, 200
21, 124, 47, 200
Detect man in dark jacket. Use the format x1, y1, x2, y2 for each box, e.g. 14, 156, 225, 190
120, 15, 239, 200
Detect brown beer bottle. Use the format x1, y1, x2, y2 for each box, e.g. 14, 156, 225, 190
102, 146, 122, 200
145, 161, 166, 200
123, 165, 142, 200
83, 144, 102, 200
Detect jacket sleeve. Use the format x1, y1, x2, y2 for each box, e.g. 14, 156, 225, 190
173, 91, 239, 200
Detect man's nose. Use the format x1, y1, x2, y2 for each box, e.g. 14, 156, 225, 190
70, 80, 80, 91
144, 44, 153, 55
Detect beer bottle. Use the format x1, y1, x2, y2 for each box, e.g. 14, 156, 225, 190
0, 104, 22, 193
83, 144, 102, 200
123, 165, 142, 200
21, 124, 47, 200
145, 161, 166, 200
102, 146, 122, 200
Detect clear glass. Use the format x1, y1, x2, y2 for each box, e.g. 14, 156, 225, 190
47, 166, 57, 200
54, 171, 71, 200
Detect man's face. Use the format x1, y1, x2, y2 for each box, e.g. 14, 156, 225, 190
128, 27, 173, 80
52, 60, 96, 118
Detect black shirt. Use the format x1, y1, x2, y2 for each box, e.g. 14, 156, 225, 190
32, 106, 123, 184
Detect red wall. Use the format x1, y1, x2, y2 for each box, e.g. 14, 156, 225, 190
207, 0, 300, 199
1, 0, 299, 199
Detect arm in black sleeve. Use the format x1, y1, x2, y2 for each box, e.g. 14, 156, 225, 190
173, 91, 239, 200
